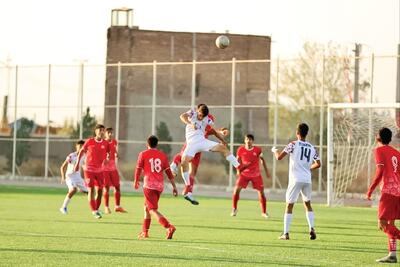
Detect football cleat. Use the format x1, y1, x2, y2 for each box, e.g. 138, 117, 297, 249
231, 208, 238, 217
184, 194, 199, 205
376, 255, 397, 263
166, 225, 176, 239
59, 207, 68, 215
279, 233, 290, 240
114, 207, 127, 213
138, 231, 149, 239
261, 212, 269, 219
104, 206, 112, 214
93, 211, 102, 219
309, 228, 317, 240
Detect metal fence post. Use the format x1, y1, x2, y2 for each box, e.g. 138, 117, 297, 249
152, 61, 157, 135
318, 56, 325, 193
191, 60, 196, 109
272, 58, 279, 191
12, 66, 18, 179
116, 62, 121, 140
44, 64, 51, 179
78, 63, 84, 140
228, 58, 236, 190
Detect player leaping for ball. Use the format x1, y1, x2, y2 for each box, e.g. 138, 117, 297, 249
272, 123, 321, 240
170, 122, 229, 205
366, 128, 400, 264
179, 104, 240, 204
134, 135, 178, 239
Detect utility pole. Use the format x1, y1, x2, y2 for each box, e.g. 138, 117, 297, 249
354, 43, 361, 103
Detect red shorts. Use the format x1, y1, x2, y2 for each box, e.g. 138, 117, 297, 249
103, 170, 120, 188
143, 188, 161, 210
175, 145, 202, 167
236, 175, 264, 191
378, 193, 400, 220
84, 171, 104, 188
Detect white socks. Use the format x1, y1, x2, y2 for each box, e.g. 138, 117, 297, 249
181, 171, 190, 186
284, 213, 292, 234
62, 196, 71, 208
306, 211, 315, 230
226, 154, 240, 168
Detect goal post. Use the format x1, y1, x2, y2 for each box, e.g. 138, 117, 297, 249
327, 103, 400, 207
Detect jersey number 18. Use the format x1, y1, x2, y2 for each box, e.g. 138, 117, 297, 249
149, 158, 162, 173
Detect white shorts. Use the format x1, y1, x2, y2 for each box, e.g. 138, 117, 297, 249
286, 182, 312, 203
182, 139, 219, 158
66, 172, 88, 192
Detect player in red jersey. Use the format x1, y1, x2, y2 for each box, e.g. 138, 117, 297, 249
102, 127, 127, 214
74, 124, 110, 219
170, 124, 229, 205
134, 135, 178, 239
232, 134, 271, 218
367, 128, 400, 263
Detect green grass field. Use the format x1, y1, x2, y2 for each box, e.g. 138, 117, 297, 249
0, 185, 390, 266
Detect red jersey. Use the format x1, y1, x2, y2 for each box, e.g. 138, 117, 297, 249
103, 139, 117, 171
373, 145, 400, 197
237, 146, 262, 177
136, 148, 171, 192
82, 138, 110, 172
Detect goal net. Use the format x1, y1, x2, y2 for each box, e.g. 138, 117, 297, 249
327, 103, 400, 206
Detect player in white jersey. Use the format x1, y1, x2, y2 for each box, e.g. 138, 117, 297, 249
59, 140, 88, 214
271, 123, 321, 240
180, 104, 240, 203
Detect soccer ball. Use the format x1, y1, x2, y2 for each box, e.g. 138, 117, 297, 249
215, 35, 230, 49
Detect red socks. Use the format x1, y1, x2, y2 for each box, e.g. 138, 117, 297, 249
90, 199, 97, 211
384, 224, 400, 239
389, 238, 397, 252
260, 195, 267, 214
143, 218, 151, 232
233, 193, 239, 209
103, 190, 110, 207
158, 217, 171, 228
115, 190, 121, 206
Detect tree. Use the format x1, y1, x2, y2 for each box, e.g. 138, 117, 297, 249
276, 41, 370, 143
5, 117, 35, 171
156, 121, 173, 158
222, 121, 243, 174
71, 107, 98, 139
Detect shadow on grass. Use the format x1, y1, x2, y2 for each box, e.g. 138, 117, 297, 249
0, 247, 320, 266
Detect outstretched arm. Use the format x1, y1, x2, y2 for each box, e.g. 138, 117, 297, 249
271, 147, 287, 160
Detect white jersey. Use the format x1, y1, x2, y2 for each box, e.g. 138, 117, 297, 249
283, 140, 320, 184
184, 109, 214, 143
65, 152, 85, 176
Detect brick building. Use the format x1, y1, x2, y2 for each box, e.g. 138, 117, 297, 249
104, 9, 271, 160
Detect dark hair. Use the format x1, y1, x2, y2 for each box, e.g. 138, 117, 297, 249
147, 135, 158, 148
245, 134, 255, 141
76, 140, 85, 145
94, 124, 105, 130
378, 127, 392, 145
197, 104, 209, 117
105, 127, 113, 132
297, 123, 309, 138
